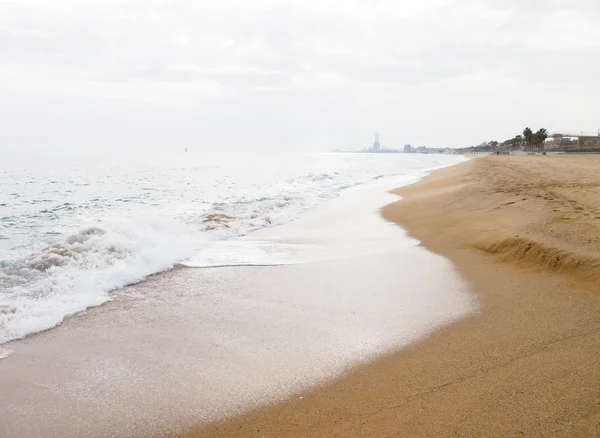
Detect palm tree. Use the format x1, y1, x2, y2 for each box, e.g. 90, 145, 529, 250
534, 128, 548, 152
514, 135, 523, 151
523, 127, 533, 151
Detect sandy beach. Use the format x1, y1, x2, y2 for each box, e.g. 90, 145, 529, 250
177, 155, 600, 437
5, 1, 600, 437
3, 155, 600, 438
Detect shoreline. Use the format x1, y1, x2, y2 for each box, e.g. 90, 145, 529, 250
0, 155, 464, 348
178, 156, 600, 437
0, 166, 472, 438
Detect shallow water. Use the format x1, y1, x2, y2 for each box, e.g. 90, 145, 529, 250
0, 151, 466, 344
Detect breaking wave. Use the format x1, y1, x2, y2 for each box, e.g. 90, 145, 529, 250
0, 218, 199, 344
0, 153, 467, 345
0, 173, 373, 344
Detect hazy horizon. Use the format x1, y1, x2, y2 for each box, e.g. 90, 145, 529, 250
2, 0, 599, 153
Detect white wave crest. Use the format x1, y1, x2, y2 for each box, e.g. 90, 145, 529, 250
0, 216, 200, 344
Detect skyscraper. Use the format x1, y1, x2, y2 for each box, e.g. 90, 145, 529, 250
373, 132, 381, 151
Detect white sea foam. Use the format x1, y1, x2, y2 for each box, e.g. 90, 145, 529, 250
0, 152, 467, 345
182, 239, 313, 268
0, 216, 200, 344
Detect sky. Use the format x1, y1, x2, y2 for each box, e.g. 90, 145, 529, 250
1, 0, 600, 152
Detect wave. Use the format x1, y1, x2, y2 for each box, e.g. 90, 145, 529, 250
0, 217, 199, 344
0, 173, 362, 345
0, 157, 466, 345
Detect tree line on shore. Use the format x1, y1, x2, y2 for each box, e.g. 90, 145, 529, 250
462, 127, 549, 153
504, 128, 548, 152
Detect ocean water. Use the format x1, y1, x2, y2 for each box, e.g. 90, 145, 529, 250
0, 151, 466, 345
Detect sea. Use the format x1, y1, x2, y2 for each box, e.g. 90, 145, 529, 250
0, 151, 467, 347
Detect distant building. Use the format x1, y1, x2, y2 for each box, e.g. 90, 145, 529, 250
578, 136, 600, 150
358, 133, 402, 153
403, 144, 413, 153
428, 147, 447, 154
411, 146, 450, 154
372, 133, 381, 151
544, 132, 600, 151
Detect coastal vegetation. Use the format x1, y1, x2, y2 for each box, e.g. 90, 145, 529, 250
521, 127, 548, 152
463, 127, 549, 153
499, 127, 548, 152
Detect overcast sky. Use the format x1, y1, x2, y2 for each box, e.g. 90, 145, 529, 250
1, 0, 600, 152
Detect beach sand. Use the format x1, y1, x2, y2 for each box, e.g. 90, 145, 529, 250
178, 155, 600, 437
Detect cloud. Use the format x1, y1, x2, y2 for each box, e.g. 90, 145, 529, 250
1, 0, 599, 150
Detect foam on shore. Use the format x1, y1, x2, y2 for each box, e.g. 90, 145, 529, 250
1, 154, 467, 346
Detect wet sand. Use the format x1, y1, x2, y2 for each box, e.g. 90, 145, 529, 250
178, 156, 600, 437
